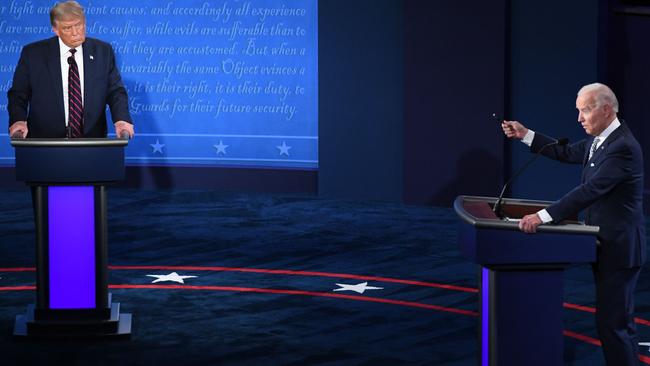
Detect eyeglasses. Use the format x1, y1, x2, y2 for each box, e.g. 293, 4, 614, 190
58, 21, 85, 34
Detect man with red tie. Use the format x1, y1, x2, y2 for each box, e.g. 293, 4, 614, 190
7, 0, 134, 139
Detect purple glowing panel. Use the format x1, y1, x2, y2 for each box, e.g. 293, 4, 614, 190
48, 186, 96, 309
481, 267, 489, 366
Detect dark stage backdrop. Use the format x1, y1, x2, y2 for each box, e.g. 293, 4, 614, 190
318, 0, 404, 202
506, 0, 600, 202
402, 0, 506, 206
604, 1, 650, 208
320, 0, 509, 204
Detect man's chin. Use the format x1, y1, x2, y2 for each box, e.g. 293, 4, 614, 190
69, 39, 85, 48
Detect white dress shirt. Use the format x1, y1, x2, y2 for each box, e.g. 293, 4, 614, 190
521, 118, 621, 223
58, 38, 85, 127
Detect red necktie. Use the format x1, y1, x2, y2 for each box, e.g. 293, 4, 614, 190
68, 48, 83, 138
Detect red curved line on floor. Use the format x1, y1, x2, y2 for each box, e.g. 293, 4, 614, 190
0, 286, 35, 291
0, 267, 34, 272
0, 283, 476, 316
4, 266, 650, 328
3, 282, 650, 362
564, 302, 596, 314
108, 265, 479, 293
564, 331, 650, 365
0, 265, 478, 293
109, 284, 480, 317
564, 302, 650, 328
563, 330, 601, 347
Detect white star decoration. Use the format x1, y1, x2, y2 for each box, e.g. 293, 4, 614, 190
150, 139, 165, 154
276, 141, 292, 156
146, 272, 197, 284
333, 282, 383, 294
214, 140, 229, 155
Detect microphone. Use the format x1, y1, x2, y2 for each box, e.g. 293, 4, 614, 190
493, 137, 569, 218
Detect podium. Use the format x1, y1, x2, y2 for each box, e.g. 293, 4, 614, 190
11, 138, 132, 339
454, 195, 598, 366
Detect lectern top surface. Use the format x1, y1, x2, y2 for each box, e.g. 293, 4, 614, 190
454, 195, 599, 235
10, 138, 128, 147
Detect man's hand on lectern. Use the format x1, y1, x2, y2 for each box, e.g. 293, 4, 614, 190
9, 121, 28, 139
519, 213, 542, 233
114, 121, 134, 139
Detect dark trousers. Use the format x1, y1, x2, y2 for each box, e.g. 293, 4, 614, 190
593, 265, 642, 366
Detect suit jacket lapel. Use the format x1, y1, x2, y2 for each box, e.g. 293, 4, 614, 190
582, 123, 626, 183
582, 137, 593, 167
593, 123, 625, 162
82, 39, 95, 134
46, 37, 65, 124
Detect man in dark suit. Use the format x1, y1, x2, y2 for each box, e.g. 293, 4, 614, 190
502, 83, 645, 366
7, 0, 134, 139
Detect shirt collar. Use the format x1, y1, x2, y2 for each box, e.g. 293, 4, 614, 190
596, 117, 620, 141
58, 38, 83, 58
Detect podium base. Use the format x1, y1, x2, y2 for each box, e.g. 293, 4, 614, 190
13, 302, 132, 339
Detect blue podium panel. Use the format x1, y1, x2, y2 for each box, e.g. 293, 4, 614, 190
455, 196, 598, 366
460, 226, 597, 265
482, 267, 564, 366
48, 186, 96, 309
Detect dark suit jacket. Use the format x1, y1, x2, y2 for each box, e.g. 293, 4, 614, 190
7, 36, 131, 138
532, 122, 646, 270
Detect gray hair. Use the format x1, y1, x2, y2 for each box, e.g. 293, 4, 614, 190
50, 1, 85, 27
578, 83, 619, 113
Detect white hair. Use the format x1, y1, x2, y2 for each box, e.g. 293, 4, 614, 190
577, 83, 619, 113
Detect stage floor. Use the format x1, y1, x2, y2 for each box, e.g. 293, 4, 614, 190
1, 189, 648, 365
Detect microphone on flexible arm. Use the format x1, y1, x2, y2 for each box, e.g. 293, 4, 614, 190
493, 135, 569, 218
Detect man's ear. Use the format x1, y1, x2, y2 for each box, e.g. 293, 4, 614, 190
602, 103, 614, 118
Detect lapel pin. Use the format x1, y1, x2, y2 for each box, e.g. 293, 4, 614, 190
90, 55, 94, 60
590, 163, 595, 167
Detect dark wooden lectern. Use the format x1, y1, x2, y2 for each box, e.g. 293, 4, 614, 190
454, 195, 598, 366
11, 138, 132, 339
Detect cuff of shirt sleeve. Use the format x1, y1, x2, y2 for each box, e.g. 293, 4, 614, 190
521, 129, 535, 146
537, 209, 553, 223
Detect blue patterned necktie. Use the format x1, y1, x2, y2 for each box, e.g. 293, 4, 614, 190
588, 137, 600, 160
68, 48, 83, 138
